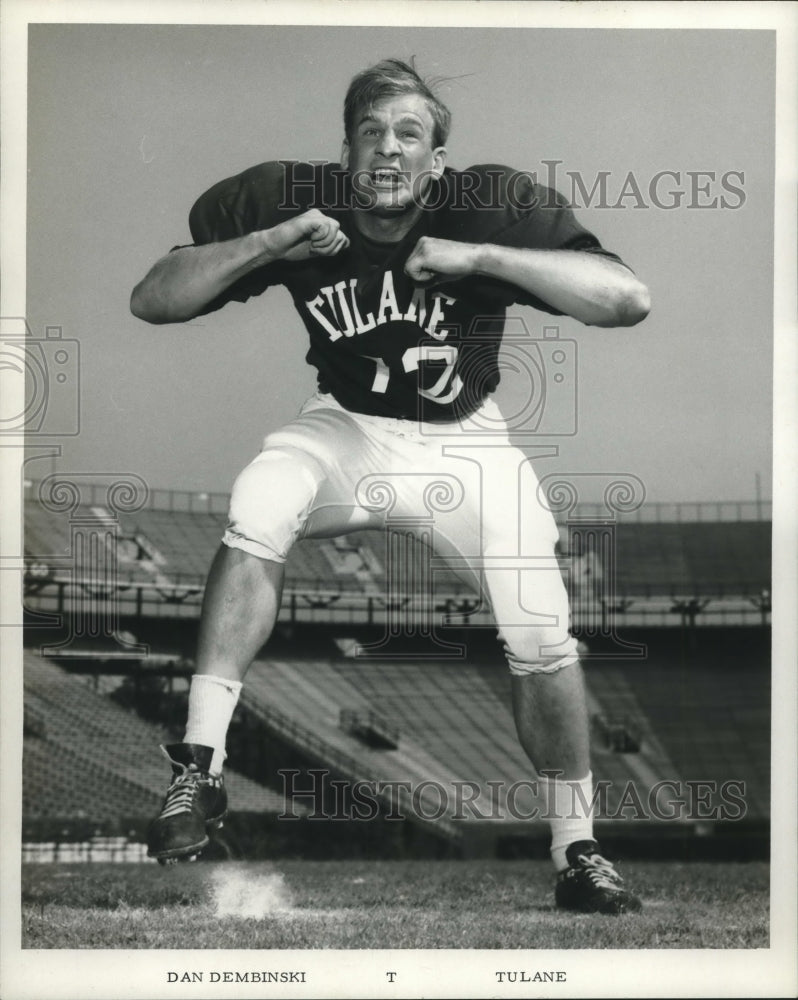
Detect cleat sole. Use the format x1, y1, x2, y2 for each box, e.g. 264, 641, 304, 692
157, 852, 199, 866
149, 835, 208, 863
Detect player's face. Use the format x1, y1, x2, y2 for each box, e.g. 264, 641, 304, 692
342, 94, 446, 216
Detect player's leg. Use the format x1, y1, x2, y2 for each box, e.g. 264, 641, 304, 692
157, 544, 284, 814
442, 428, 640, 913
181, 447, 375, 770
510, 665, 590, 779
148, 402, 378, 862
146, 448, 314, 862
181, 530, 290, 770
194, 544, 285, 685
488, 555, 641, 912
148, 546, 286, 863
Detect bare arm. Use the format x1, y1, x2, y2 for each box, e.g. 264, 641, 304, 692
404, 238, 651, 328
130, 209, 349, 325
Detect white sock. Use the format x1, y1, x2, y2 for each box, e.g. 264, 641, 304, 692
183, 673, 242, 774
539, 771, 595, 872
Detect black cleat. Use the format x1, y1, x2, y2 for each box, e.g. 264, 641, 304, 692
147, 743, 227, 863
555, 840, 642, 915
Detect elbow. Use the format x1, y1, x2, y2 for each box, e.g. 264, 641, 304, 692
615, 280, 651, 327
590, 279, 651, 328
130, 283, 160, 324
129, 282, 184, 325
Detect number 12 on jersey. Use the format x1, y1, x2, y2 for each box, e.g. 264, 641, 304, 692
364, 345, 464, 404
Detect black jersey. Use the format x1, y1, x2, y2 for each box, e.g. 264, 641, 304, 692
186, 160, 627, 422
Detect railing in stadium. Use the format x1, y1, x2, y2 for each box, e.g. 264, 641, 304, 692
23, 479, 771, 522
21, 579, 773, 629
23, 838, 152, 864
21, 478, 772, 626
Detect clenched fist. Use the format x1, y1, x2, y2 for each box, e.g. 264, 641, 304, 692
268, 209, 350, 263
404, 236, 482, 285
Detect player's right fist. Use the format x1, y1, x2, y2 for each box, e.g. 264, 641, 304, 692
266, 209, 350, 263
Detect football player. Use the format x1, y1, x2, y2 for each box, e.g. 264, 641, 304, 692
131, 59, 650, 914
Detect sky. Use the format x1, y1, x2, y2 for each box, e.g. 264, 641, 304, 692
23, 23, 776, 503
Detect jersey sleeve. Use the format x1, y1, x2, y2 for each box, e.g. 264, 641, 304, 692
444, 164, 632, 314
180, 161, 302, 316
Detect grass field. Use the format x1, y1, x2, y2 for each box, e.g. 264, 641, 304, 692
21, 858, 768, 949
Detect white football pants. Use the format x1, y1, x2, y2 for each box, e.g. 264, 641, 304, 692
223, 392, 578, 675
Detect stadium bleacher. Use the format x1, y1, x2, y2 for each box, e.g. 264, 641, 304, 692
25, 493, 771, 607
238, 648, 770, 825
23, 650, 288, 821
121, 508, 226, 579
678, 521, 771, 595
613, 521, 771, 597
324, 654, 691, 820
20, 485, 772, 857
610, 658, 770, 818
242, 657, 466, 839
23, 505, 72, 562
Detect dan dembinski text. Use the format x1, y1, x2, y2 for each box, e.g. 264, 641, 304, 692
168, 971, 307, 984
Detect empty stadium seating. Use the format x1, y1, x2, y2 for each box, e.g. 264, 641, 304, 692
612, 521, 770, 597
242, 657, 466, 837
20, 630, 770, 851
22, 651, 287, 821
607, 658, 770, 817
120, 508, 225, 580
25, 493, 771, 607
21, 486, 772, 849
235, 651, 686, 820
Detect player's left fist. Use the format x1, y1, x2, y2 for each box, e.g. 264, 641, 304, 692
404, 236, 481, 286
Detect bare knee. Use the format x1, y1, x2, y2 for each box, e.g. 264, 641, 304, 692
210, 541, 284, 580
502, 630, 579, 676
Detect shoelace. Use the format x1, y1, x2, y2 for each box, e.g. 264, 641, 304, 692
575, 853, 624, 890
158, 767, 202, 819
